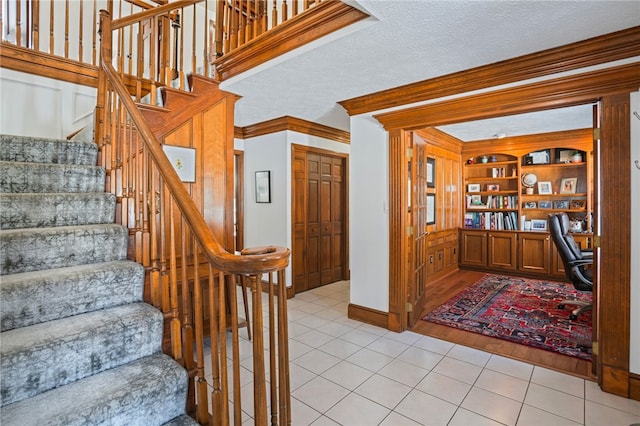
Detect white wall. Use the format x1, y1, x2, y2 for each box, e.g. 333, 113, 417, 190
349, 116, 389, 312
630, 90, 639, 374
242, 130, 350, 288
0, 68, 96, 138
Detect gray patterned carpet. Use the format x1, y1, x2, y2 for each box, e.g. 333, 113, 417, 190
0, 134, 197, 425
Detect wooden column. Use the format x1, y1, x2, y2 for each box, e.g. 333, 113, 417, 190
598, 92, 631, 397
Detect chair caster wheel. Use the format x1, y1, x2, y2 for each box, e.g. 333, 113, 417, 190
569, 314, 578, 320
558, 303, 565, 309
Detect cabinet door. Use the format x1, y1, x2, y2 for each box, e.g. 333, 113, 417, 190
487, 232, 517, 270
460, 230, 487, 267
519, 232, 551, 275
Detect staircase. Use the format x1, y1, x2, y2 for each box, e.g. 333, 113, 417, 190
0, 134, 198, 425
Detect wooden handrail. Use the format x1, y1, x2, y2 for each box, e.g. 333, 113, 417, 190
111, 0, 199, 30
98, 8, 291, 424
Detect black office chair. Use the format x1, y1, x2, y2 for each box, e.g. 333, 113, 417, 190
548, 213, 593, 320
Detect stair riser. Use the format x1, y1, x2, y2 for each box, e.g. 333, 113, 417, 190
0, 224, 128, 275
0, 161, 105, 193
1, 261, 144, 331
1, 303, 163, 406
0, 135, 97, 165
1, 354, 187, 426
0, 193, 116, 229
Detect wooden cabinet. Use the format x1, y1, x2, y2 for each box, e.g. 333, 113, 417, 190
460, 230, 487, 267
426, 230, 458, 279
519, 232, 551, 275
458, 128, 593, 279
488, 231, 517, 271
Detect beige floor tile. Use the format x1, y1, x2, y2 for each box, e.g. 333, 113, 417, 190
394, 389, 458, 425
516, 404, 582, 426
322, 360, 373, 390
432, 356, 483, 385
524, 383, 584, 423
378, 358, 429, 387
291, 376, 349, 413
475, 369, 529, 402
325, 392, 390, 425
415, 371, 471, 406
355, 373, 412, 409
345, 347, 394, 372
461, 387, 522, 425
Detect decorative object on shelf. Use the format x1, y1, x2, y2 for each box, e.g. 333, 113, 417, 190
539, 200, 552, 209
553, 200, 570, 209
487, 184, 500, 191
571, 200, 586, 209
489, 155, 497, 162
560, 177, 577, 194
559, 149, 582, 163
492, 167, 506, 178
571, 151, 583, 163
255, 170, 271, 203
537, 181, 552, 195
467, 184, 481, 192
524, 201, 537, 209
427, 157, 435, 188
521, 173, 537, 194
480, 156, 488, 164
569, 219, 584, 233
529, 150, 550, 164
467, 157, 475, 164
531, 219, 548, 231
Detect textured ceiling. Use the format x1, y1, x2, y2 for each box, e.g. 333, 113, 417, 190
219, 0, 640, 141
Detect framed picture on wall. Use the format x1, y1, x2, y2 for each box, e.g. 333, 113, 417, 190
426, 193, 435, 225
162, 145, 196, 182
427, 157, 435, 188
255, 170, 271, 203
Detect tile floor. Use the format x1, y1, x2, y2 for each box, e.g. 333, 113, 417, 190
206, 280, 640, 425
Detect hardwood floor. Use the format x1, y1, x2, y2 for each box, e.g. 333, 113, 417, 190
410, 269, 595, 380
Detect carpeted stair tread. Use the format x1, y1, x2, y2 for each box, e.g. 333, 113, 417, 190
1, 353, 188, 426
0, 192, 116, 229
0, 223, 128, 275
1, 303, 163, 406
162, 415, 200, 426
0, 161, 105, 193
1, 260, 144, 331
0, 134, 97, 165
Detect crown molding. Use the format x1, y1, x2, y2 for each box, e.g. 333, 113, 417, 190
237, 116, 350, 144
339, 26, 640, 116
215, 1, 369, 81
374, 62, 640, 130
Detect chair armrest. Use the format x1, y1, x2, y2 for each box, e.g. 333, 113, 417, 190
568, 258, 593, 267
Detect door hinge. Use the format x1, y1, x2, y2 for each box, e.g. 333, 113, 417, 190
407, 226, 413, 236
406, 302, 413, 313
592, 341, 599, 356
593, 235, 601, 248
593, 128, 601, 140
407, 148, 413, 158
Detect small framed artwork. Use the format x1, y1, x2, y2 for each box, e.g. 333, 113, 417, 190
560, 177, 577, 194
426, 193, 436, 225
427, 157, 435, 188
524, 201, 537, 209
537, 181, 552, 195
255, 170, 271, 203
571, 200, 586, 209
162, 145, 196, 182
539, 200, 552, 209
486, 184, 500, 191
531, 219, 548, 231
467, 183, 481, 192
554, 200, 570, 209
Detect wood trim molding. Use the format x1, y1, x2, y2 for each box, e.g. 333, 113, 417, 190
339, 26, 640, 116
414, 128, 464, 154
375, 62, 640, 131
347, 303, 388, 329
239, 116, 350, 143
630, 373, 640, 401
214, 1, 369, 81
1, 43, 99, 87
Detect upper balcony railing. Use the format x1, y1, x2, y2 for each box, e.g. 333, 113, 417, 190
1, 0, 368, 84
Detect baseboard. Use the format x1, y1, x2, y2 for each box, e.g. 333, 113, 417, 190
347, 303, 389, 329
630, 373, 640, 401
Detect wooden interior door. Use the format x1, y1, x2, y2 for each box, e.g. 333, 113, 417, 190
408, 135, 427, 326
292, 146, 347, 293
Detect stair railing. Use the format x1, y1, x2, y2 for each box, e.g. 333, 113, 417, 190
98, 9, 291, 426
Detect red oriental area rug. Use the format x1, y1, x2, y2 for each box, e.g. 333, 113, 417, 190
422, 274, 592, 360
